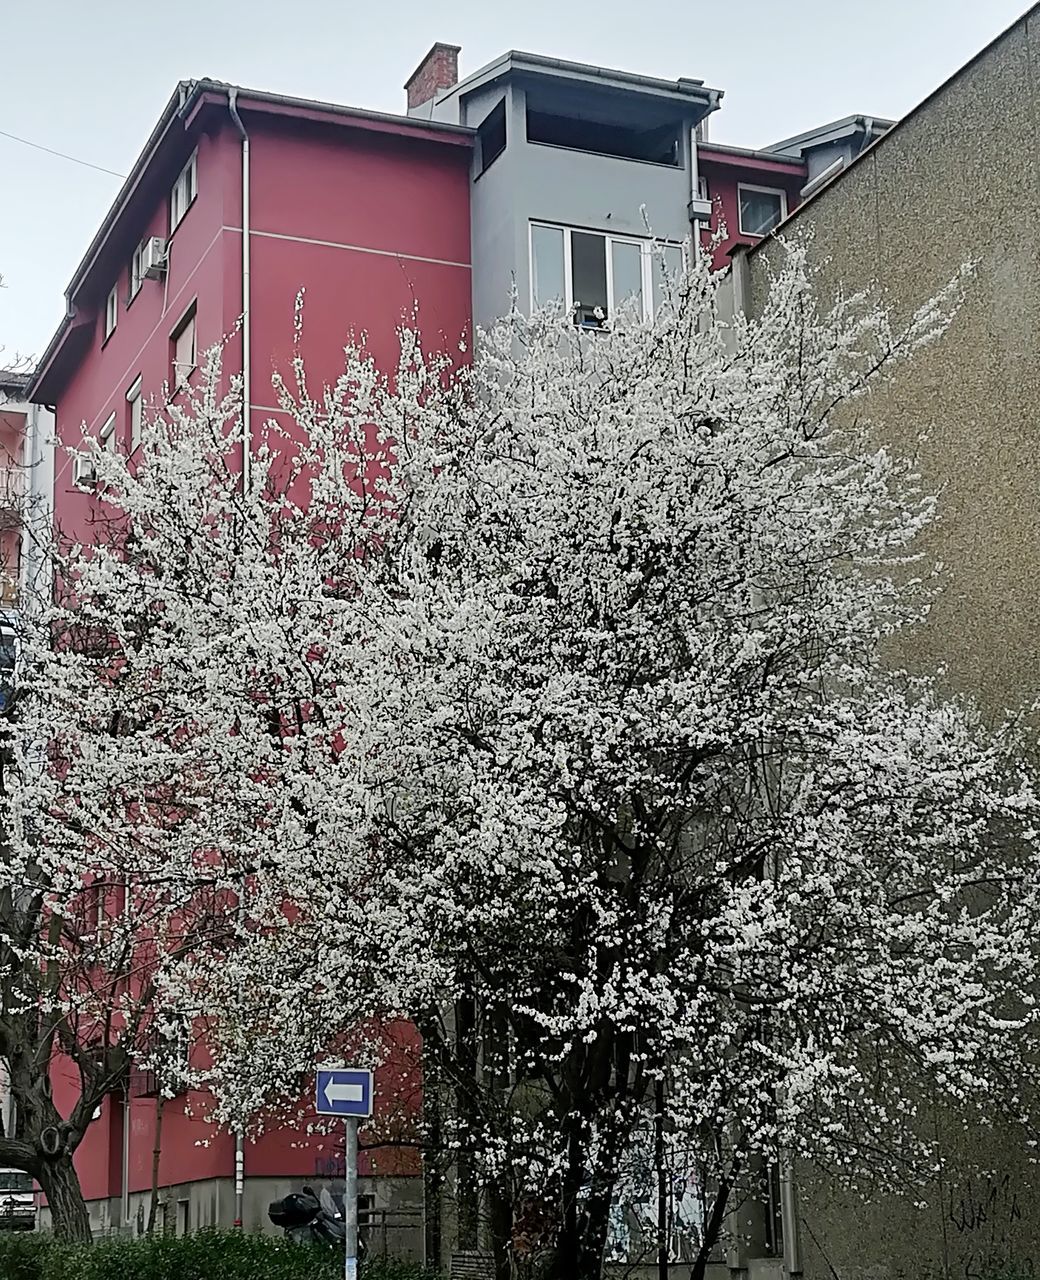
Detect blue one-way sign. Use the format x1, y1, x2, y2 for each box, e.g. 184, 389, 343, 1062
315, 1067, 373, 1118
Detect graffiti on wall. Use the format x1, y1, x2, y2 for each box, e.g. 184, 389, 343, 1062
947, 1174, 1031, 1280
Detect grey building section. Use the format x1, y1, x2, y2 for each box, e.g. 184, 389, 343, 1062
730, 5, 1040, 1277
765, 114, 893, 193
410, 49, 720, 334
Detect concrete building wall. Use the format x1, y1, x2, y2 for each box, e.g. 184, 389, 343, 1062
747, 6, 1040, 720
696, 150, 805, 268
739, 8, 1040, 1278
37, 91, 468, 1224
465, 77, 698, 331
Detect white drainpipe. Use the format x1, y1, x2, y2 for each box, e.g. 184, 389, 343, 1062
227, 89, 252, 495
227, 88, 251, 1229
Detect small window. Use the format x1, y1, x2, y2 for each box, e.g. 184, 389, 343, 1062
103, 287, 118, 342
99, 411, 117, 455
477, 101, 507, 176
170, 151, 198, 233
531, 224, 566, 310
611, 240, 644, 315
171, 306, 197, 391
129, 242, 146, 302
737, 184, 787, 238
72, 455, 98, 490
126, 377, 143, 453
651, 244, 685, 314
571, 232, 609, 327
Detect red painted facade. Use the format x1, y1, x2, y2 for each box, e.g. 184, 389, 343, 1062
32, 83, 472, 1221
697, 145, 806, 268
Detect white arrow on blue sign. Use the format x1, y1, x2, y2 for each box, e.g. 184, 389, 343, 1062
315, 1067, 373, 1118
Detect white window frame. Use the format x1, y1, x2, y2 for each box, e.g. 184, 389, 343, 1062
103, 286, 118, 342
72, 454, 97, 490
129, 242, 146, 303
171, 306, 197, 391
736, 183, 788, 238
170, 151, 198, 233
126, 376, 143, 453
529, 223, 684, 325
99, 411, 117, 455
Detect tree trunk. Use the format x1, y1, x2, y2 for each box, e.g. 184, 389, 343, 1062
690, 1179, 730, 1280
547, 1186, 613, 1280
487, 1179, 513, 1280
455, 990, 480, 1251
545, 1122, 618, 1280
147, 1094, 166, 1235
655, 1078, 668, 1280
37, 1150, 92, 1242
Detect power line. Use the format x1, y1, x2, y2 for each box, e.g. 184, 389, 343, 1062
0, 127, 125, 179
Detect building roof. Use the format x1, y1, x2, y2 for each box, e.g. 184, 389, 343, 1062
766, 113, 895, 158
28, 79, 473, 405
440, 49, 723, 116
698, 142, 806, 177
0, 370, 29, 397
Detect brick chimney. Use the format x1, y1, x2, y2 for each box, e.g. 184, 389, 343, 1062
405, 42, 461, 111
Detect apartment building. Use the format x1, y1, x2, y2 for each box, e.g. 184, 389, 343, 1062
25, 79, 472, 1241
697, 114, 892, 266
405, 43, 718, 333
23, 37, 896, 1265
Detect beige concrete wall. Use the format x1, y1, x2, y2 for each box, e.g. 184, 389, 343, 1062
741, 11, 1040, 1279
39, 1173, 423, 1258
747, 11, 1040, 719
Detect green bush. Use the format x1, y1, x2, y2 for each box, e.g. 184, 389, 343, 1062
0, 1231, 443, 1280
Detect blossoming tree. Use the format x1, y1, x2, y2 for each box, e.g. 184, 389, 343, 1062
8, 246, 1040, 1272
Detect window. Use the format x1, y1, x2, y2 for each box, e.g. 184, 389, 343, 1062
737, 184, 787, 238
126, 377, 143, 452
72, 455, 98, 490
526, 104, 681, 167
170, 151, 198, 232
129, 242, 146, 302
530, 223, 683, 327
171, 306, 197, 390
476, 100, 507, 176
99, 411, 117, 455
103, 286, 118, 342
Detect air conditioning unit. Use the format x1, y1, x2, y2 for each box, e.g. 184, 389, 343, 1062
72, 455, 97, 490
688, 196, 713, 223
141, 236, 168, 281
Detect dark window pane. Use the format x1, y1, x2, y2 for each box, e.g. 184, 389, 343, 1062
477, 100, 507, 175
526, 108, 680, 166
571, 232, 608, 326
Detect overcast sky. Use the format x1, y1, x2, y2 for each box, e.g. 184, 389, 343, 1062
0, 0, 1028, 361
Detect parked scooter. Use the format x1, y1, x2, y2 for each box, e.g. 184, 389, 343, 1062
268, 1184, 364, 1254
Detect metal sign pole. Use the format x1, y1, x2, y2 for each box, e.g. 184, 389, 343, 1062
314, 1066, 370, 1280
345, 1116, 359, 1280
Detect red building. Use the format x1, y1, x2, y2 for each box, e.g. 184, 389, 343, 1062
27, 78, 472, 1242
697, 144, 806, 267
698, 115, 893, 266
